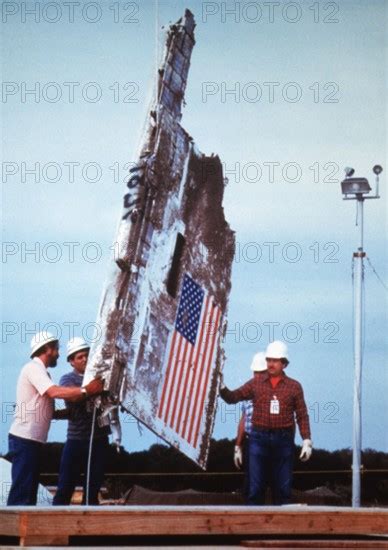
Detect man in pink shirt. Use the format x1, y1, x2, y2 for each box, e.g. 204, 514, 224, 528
7, 331, 103, 505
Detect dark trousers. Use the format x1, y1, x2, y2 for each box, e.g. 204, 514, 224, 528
53, 437, 109, 505
248, 428, 294, 505
7, 434, 42, 505
242, 434, 250, 503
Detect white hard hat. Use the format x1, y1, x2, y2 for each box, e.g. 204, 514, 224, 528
67, 337, 90, 360
30, 331, 58, 357
250, 352, 267, 372
265, 340, 289, 361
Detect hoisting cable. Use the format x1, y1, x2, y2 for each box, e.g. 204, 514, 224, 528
366, 256, 388, 293
85, 402, 97, 505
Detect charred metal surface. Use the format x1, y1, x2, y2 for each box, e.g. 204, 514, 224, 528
85, 10, 235, 468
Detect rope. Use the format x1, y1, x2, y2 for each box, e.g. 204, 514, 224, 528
85, 403, 97, 505
351, 256, 355, 357
366, 256, 388, 293
137, 420, 144, 436
361, 259, 365, 364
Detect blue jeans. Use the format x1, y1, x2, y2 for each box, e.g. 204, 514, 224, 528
248, 428, 294, 505
53, 437, 109, 505
7, 434, 42, 505
243, 434, 250, 503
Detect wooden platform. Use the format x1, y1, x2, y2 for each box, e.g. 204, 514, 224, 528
1, 505, 388, 547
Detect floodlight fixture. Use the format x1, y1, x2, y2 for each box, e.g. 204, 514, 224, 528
341, 177, 371, 197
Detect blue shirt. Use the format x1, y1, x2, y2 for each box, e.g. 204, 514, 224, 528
241, 400, 253, 434
60, 370, 110, 440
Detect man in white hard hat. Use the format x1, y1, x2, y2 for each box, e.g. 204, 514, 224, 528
234, 352, 267, 501
7, 331, 103, 505
220, 340, 312, 505
53, 337, 110, 505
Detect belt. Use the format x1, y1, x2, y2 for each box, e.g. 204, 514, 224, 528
252, 426, 294, 434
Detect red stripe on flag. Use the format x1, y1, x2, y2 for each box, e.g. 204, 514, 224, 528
175, 340, 195, 433
163, 332, 184, 424
187, 301, 218, 444
157, 330, 178, 419
180, 296, 210, 440
173, 342, 195, 433
168, 338, 191, 429
192, 306, 222, 448
184, 298, 214, 443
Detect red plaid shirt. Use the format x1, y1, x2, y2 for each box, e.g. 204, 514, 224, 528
220, 372, 311, 440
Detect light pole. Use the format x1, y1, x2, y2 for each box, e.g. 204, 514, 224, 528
341, 165, 382, 507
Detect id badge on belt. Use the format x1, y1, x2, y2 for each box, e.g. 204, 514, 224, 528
270, 395, 280, 414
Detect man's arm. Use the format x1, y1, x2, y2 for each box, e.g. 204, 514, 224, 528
236, 414, 246, 446
294, 384, 311, 440
220, 379, 254, 404
46, 378, 103, 401
233, 412, 246, 470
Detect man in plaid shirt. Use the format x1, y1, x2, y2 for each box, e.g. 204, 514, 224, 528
220, 341, 312, 505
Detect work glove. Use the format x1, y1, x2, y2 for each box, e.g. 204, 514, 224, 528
234, 445, 243, 469
299, 439, 313, 462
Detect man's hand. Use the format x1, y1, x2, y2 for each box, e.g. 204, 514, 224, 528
219, 373, 225, 390
234, 445, 243, 469
84, 377, 104, 396
299, 439, 313, 462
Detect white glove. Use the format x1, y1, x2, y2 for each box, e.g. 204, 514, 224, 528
299, 439, 313, 462
234, 445, 243, 469
219, 373, 225, 390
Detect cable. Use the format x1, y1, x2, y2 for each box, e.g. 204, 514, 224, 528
361, 260, 365, 362
137, 420, 144, 436
366, 256, 388, 293
351, 256, 355, 359
85, 403, 97, 506
360, 260, 365, 449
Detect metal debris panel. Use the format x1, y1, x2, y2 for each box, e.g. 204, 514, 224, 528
84, 10, 235, 468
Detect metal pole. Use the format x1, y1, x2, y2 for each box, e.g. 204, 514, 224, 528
352, 197, 364, 507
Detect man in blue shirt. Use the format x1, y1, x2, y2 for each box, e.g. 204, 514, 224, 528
53, 337, 110, 505
234, 352, 267, 500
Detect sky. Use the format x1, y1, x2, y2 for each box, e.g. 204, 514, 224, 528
1, 0, 387, 457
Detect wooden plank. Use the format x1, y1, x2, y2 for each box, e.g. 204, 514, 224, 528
2, 511, 69, 546
1, 506, 388, 540
19, 535, 69, 547
3, 548, 243, 550
0, 509, 19, 536
242, 540, 388, 548
9, 547, 388, 550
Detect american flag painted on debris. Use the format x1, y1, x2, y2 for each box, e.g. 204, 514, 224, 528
157, 273, 222, 449
83, 11, 235, 470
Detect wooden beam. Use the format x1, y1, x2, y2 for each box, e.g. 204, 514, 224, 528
19, 535, 69, 547
0, 509, 19, 536
1, 506, 388, 541
242, 540, 388, 548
